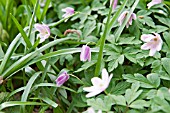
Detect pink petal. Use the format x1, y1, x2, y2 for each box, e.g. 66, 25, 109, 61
118, 11, 128, 25
34, 24, 45, 33
141, 43, 152, 50
80, 45, 91, 62
141, 34, 155, 42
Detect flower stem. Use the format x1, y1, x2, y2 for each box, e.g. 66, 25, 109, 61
94, 4, 112, 77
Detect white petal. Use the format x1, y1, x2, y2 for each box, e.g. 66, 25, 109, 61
102, 68, 109, 83
149, 48, 157, 56
141, 34, 155, 42
91, 77, 103, 86
87, 107, 95, 113
156, 42, 162, 51
98, 110, 102, 113
83, 86, 96, 92
85, 90, 102, 98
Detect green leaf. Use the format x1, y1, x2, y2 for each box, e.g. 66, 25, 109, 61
83, 20, 96, 38
162, 58, 170, 75
91, 0, 105, 11
108, 55, 124, 72
109, 94, 126, 106
147, 73, 160, 88
10, 14, 32, 48
117, 36, 141, 45
110, 82, 130, 95
125, 82, 143, 105
123, 73, 159, 88
87, 96, 113, 111
129, 100, 150, 109
74, 60, 96, 73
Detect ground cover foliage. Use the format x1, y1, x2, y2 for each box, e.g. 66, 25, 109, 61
0, 0, 170, 112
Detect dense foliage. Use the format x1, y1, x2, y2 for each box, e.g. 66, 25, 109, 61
0, 0, 170, 113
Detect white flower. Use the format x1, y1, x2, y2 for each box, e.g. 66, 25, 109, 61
34, 23, 50, 43
83, 68, 113, 98
84, 107, 102, 113
147, 0, 162, 9
141, 33, 163, 56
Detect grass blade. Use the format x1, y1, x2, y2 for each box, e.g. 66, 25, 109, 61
21, 72, 41, 113
0, 101, 46, 111
10, 13, 32, 48
40, 0, 51, 22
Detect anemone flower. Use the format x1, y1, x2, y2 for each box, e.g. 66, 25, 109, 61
34, 23, 50, 43
83, 68, 113, 98
141, 33, 163, 56
118, 11, 136, 28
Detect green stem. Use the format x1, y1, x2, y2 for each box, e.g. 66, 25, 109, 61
94, 4, 113, 77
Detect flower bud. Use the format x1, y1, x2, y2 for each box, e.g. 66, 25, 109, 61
55, 71, 69, 87
80, 45, 91, 62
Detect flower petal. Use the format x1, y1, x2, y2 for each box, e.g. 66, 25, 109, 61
141, 34, 155, 42
141, 43, 152, 50
83, 86, 96, 92
85, 90, 102, 98
149, 48, 157, 56
102, 68, 109, 83
34, 24, 45, 33
91, 77, 103, 87
118, 11, 128, 25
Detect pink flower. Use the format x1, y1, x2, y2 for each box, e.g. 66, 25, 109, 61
147, 0, 162, 9
62, 7, 74, 19
80, 45, 91, 62
110, 0, 118, 10
34, 23, 50, 43
83, 68, 113, 98
141, 33, 163, 56
55, 71, 69, 87
118, 11, 136, 28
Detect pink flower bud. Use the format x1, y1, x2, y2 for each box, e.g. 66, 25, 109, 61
118, 11, 136, 28
110, 0, 118, 10
55, 71, 69, 87
80, 45, 91, 62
